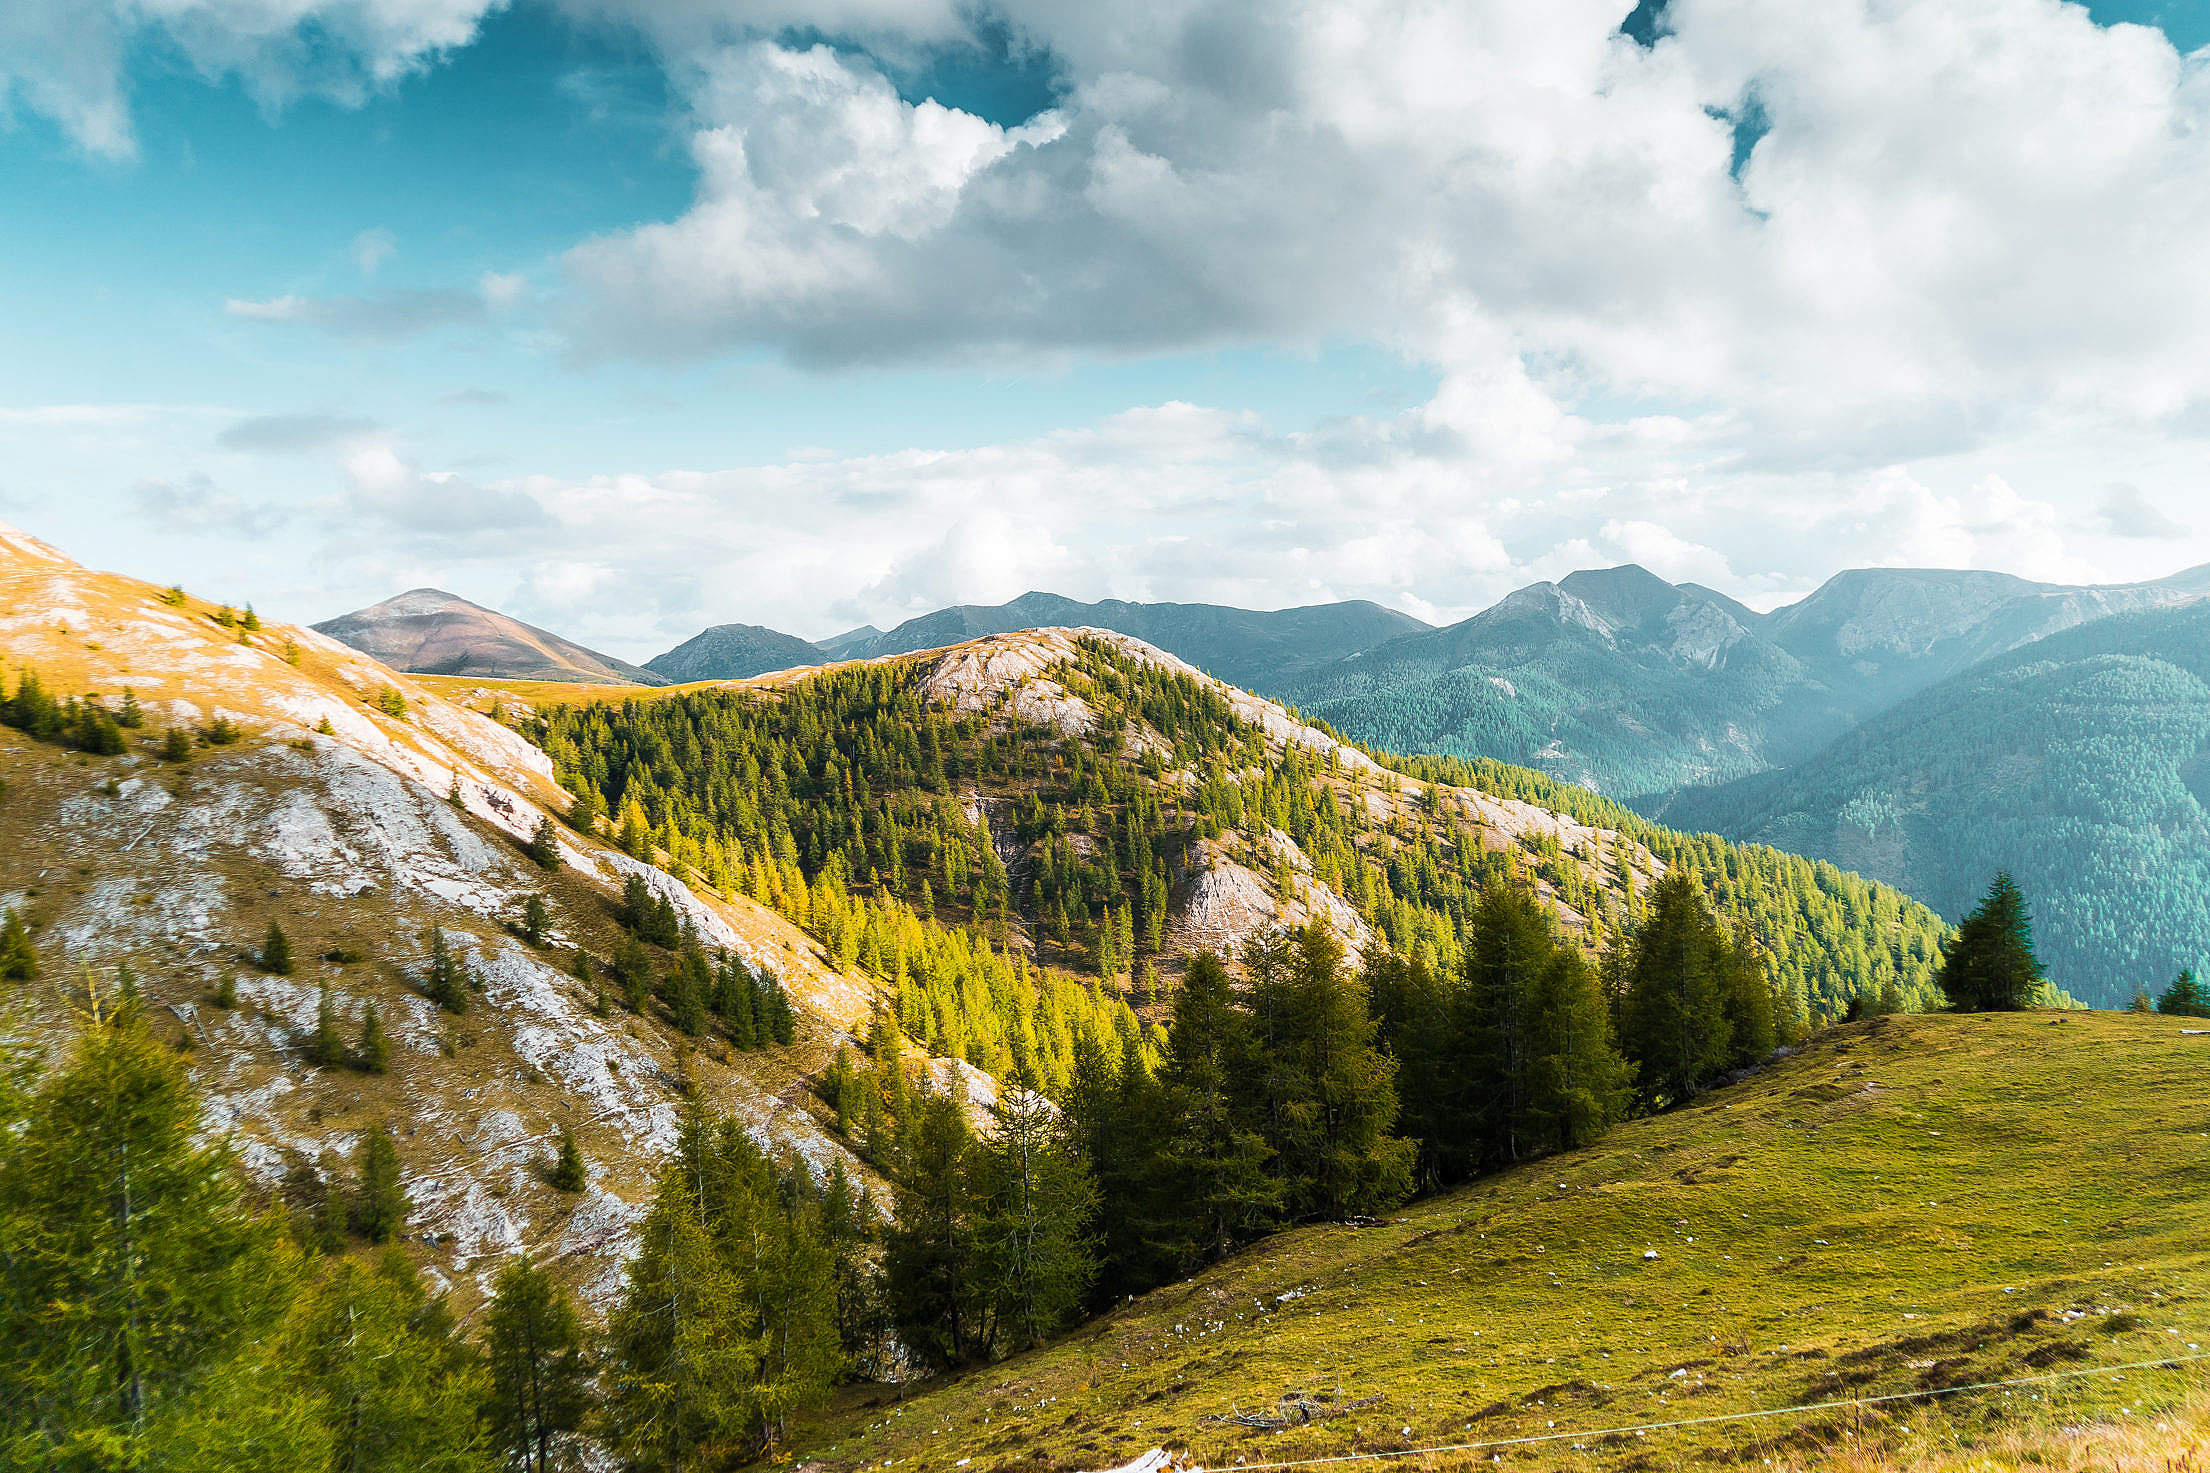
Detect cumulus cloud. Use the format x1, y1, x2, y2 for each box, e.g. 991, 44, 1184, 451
0, 0, 497, 159
339, 442, 552, 535
553, 2, 2210, 472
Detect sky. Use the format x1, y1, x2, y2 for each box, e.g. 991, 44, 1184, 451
3, 0, 2210, 659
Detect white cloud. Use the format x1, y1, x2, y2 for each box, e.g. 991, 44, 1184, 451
0, 0, 498, 159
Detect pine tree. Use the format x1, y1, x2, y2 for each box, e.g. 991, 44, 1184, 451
260, 919, 294, 976
0, 907, 35, 982
566, 785, 601, 833
606, 1178, 754, 1472
241, 604, 262, 632
1146, 952, 1279, 1272
424, 926, 470, 1014
1937, 872, 2046, 1012
481, 1258, 590, 1473
550, 1124, 587, 1192
310, 983, 346, 1067
117, 687, 144, 728
522, 894, 549, 947
2157, 969, 2210, 1018
975, 1064, 1098, 1353
295, 1249, 491, 1473
1243, 927, 1412, 1222
527, 816, 561, 871
213, 970, 238, 1008
162, 725, 192, 761
357, 1002, 390, 1074
613, 936, 652, 1013
881, 1094, 986, 1370
1459, 884, 1553, 1169
1617, 871, 1734, 1106
1522, 949, 1631, 1155
352, 1127, 409, 1244
0, 1007, 318, 1467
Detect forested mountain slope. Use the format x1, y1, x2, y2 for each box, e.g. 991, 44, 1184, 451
1666, 601, 2210, 1008
536, 624, 1952, 1055
1290, 562, 2210, 804
0, 521, 879, 1311
789, 1010, 2210, 1472
1287, 565, 1842, 797
316, 587, 667, 686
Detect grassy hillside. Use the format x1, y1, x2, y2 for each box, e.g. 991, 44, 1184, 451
787, 1011, 2210, 1471
1667, 603, 2210, 1009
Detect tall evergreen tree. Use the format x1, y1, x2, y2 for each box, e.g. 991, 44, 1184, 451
1145, 953, 1278, 1273
1243, 928, 1412, 1222
527, 817, 561, 871
1617, 871, 1734, 1106
521, 895, 549, 947
1459, 885, 1554, 1169
605, 1177, 754, 1472
309, 984, 346, 1067
880, 1094, 986, 1370
0, 1007, 318, 1469
295, 1249, 492, 1473
974, 1065, 1098, 1352
1937, 872, 2046, 1012
424, 927, 470, 1015
549, 1124, 586, 1193
1521, 949, 1631, 1155
352, 1127, 409, 1244
481, 1259, 590, 1473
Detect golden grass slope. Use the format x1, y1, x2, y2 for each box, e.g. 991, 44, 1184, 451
786, 1011, 2210, 1472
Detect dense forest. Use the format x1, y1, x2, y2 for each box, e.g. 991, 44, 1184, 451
536, 637, 1948, 1067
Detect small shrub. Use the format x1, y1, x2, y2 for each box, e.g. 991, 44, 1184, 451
376, 686, 408, 719
260, 921, 294, 976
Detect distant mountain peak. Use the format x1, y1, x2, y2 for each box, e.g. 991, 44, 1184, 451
316, 590, 663, 687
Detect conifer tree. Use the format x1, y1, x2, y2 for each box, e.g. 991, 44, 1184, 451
975, 1064, 1098, 1353
358, 1002, 390, 1074
352, 1127, 409, 1244
522, 894, 549, 947
550, 1123, 587, 1192
606, 1178, 754, 1471
1618, 871, 1734, 1106
0, 907, 35, 982
527, 815, 561, 871
881, 1094, 986, 1370
2157, 969, 2210, 1018
424, 926, 470, 1014
310, 983, 346, 1067
1460, 884, 1554, 1168
0, 1006, 317, 1467
613, 936, 652, 1013
1147, 952, 1278, 1271
294, 1249, 491, 1473
1522, 949, 1631, 1155
161, 725, 191, 762
213, 970, 238, 1008
481, 1259, 590, 1473
260, 919, 294, 976
117, 687, 144, 728
1243, 927, 1412, 1222
1937, 872, 2046, 1012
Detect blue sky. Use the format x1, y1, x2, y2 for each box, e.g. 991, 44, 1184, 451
4, 1, 2210, 657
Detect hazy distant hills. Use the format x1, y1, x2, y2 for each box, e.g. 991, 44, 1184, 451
1285, 561, 2210, 801
1664, 601, 2210, 1006
846, 591, 1432, 692
1285, 566, 1847, 797
313, 588, 667, 686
